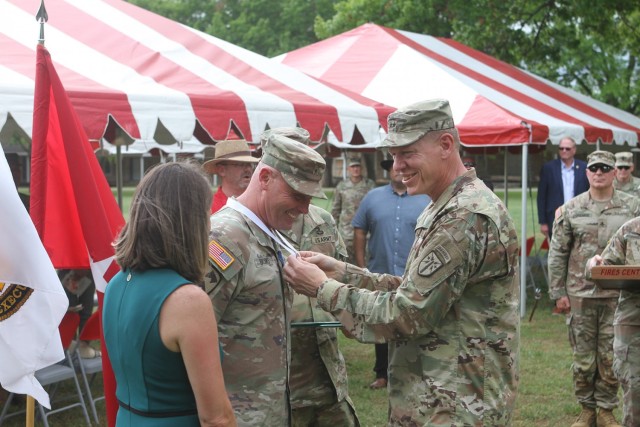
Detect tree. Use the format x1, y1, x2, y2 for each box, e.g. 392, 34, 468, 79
128, 0, 337, 57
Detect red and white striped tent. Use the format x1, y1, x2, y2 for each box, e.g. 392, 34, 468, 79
277, 23, 640, 147
277, 23, 640, 316
0, 1, 393, 149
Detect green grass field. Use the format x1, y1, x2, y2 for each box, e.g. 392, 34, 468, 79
1, 186, 618, 426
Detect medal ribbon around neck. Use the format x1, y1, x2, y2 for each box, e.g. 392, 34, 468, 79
226, 198, 298, 257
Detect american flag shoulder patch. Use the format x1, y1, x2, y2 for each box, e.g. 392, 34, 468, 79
209, 240, 235, 270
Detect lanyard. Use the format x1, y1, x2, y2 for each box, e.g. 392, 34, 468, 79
226, 198, 298, 257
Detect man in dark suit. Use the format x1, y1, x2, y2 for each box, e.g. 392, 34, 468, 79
537, 136, 589, 240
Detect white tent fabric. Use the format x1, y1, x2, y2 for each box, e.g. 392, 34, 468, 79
0, 0, 393, 148
276, 23, 640, 147
277, 23, 640, 316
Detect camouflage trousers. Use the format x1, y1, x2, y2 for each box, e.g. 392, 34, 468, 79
291, 399, 359, 427
613, 324, 640, 427
567, 297, 619, 409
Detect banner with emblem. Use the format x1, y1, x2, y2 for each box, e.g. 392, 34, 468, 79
0, 144, 68, 409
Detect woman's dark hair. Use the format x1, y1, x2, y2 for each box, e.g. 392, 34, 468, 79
114, 161, 213, 283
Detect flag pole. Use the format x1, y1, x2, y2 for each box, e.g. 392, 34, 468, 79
25, 396, 35, 427
29, 4, 48, 427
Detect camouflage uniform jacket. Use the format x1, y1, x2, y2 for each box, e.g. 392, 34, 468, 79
331, 178, 375, 243
281, 205, 357, 413
317, 171, 520, 426
598, 217, 640, 327
548, 190, 640, 300
613, 176, 640, 198
204, 205, 292, 426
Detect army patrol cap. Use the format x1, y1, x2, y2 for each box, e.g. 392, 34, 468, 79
380, 98, 455, 148
615, 151, 634, 167
203, 139, 258, 174
260, 127, 311, 146
348, 157, 362, 167
587, 150, 615, 168
261, 134, 327, 199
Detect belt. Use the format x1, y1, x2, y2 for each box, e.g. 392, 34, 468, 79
117, 399, 198, 418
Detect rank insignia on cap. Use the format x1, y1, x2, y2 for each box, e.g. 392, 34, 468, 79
209, 240, 234, 270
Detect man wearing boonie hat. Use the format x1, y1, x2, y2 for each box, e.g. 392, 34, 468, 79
330, 154, 374, 263
283, 98, 520, 426
549, 150, 640, 427
613, 151, 640, 198
204, 133, 326, 426
203, 139, 259, 213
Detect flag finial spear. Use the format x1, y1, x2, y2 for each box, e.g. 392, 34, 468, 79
36, 0, 48, 46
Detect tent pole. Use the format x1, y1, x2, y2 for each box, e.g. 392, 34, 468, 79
520, 123, 532, 318
503, 149, 508, 207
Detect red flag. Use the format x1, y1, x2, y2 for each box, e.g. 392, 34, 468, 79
31, 44, 124, 427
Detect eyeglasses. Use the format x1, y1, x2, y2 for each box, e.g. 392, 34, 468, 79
587, 164, 614, 173
463, 162, 476, 168
617, 166, 631, 170
558, 147, 574, 151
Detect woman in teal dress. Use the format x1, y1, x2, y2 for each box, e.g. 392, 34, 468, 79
104, 161, 236, 427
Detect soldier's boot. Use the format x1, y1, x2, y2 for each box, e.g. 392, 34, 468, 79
596, 408, 621, 427
571, 406, 596, 427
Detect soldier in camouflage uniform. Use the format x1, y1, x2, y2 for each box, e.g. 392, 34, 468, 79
283, 204, 360, 427
204, 133, 326, 426
613, 152, 640, 198
548, 150, 640, 427
586, 217, 640, 427
262, 126, 359, 427
330, 156, 375, 263
284, 99, 520, 426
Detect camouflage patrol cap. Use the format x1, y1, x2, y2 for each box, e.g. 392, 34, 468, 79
260, 127, 311, 146
380, 99, 455, 148
615, 151, 633, 167
261, 134, 327, 199
348, 157, 361, 167
587, 150, 615, 168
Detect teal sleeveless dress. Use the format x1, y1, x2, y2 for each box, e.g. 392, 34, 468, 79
103, 268, 199, 426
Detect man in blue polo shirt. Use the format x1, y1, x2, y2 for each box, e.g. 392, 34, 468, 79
352, 158, 430, 389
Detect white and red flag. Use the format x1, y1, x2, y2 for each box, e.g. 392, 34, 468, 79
30, 43, 125, 426
0, 144, 68, 409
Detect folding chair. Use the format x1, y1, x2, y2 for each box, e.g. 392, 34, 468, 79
0, 312, 92, 427
74, 310, 104, 424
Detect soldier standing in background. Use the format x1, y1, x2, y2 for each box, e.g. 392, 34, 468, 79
283, 204, 360, 427
204, 134, 326, 426
331, 156, 375, 263
612, 151, 640, 197
284, 99, 520, 426
548, 150, 640, 427
586, 217, 640, 427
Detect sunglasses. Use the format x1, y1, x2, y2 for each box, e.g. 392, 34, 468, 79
587, 164, 614, 173
617, 166, 631, 171
463, 162, 476, 168
558, 147, 574, 151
